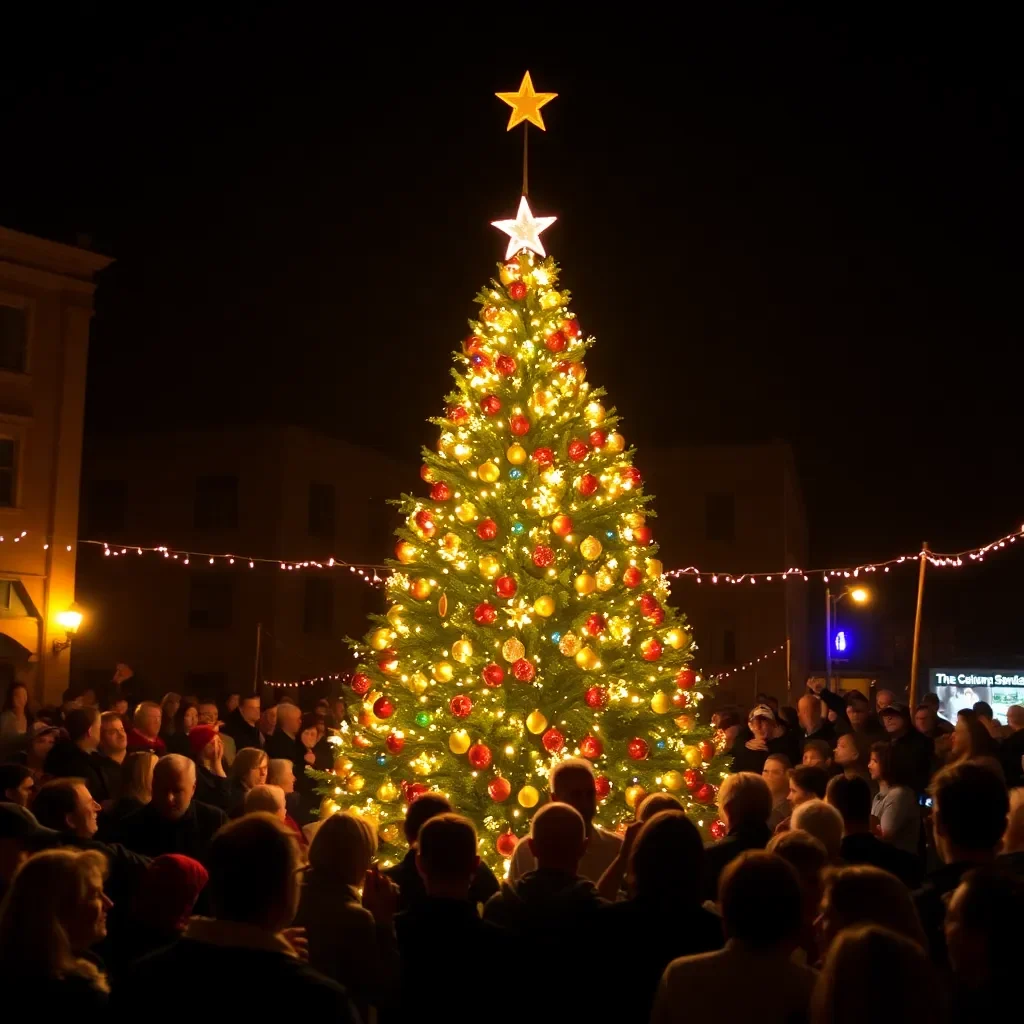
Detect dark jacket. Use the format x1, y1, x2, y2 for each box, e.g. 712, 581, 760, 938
111, 925, 358, 1022
99, 796, 145, 838
729, 734, 794, 775
194, 765, 231, 811
385, 848, 500, 913
111, 799, 228, 866
1001, 728, 1024, 788
221, 708, 263, 752
801, 719, 837, 750
265, 729, 306, 777
914, 861, 978, 970
163, 731, 192, 757
94, 754, 123, 803
840, 831, 922, 888
703, 822, 772, 901
43, 741, 107, 800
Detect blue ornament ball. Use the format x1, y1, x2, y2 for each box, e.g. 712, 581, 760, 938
511, 521, 525, 535
375, 753, 388, 766
605, 530, 615, 539
551, 631, 562, 644
509, 468, 522, 480
656, 740, 666, 750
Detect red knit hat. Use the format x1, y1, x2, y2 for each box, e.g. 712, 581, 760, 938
188, 724, 218, 756
134, 854, 209, 931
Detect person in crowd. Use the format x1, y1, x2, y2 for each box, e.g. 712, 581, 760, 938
221, 693, 263, 752
915, 760, 1011, 969
714, 708, 745, 759
259, 703, 278, 741
44, 706, 107, 800
163, 699, 198, 756
775, 763, 830, 832
811, 924, 947, 1024
945, 867, 1024, 1023
0, 847, 112, 1006
244, 783, 287, 819
33, 777, 101, 840
914, 701, 947, 741
950, 707, 1000, 764
878, 702, 933, 794
0, 803, 55, 899
264, 758, 307, 844
385, 791, 499, 910
801, 738, 834, 773
101, 751, 157, 832
826, 774, 921, 886
112, 753, 227, 865
113, 813, 358, 1018
834, 730, 873, 786
227, 746, 269, 817
94, 711, 127, 804
972, 700, 1004, 741
790, 799, 844, 862
598, 811, 724, 1024
0, 681, 34, 757
197, 700, 235, 764
223, 691, 240, 715
653, 852, 816, 1024
761, 753, 792, 828
766, 830, 828, 964
17, 721, 60, 781
704, 771, 773, 900
266, 703, 305, 779
730, 703, 795, 773
595, 792, 684, 899
875, 688, 895, 712
109, 696, 130, 721
331, 696, 348, 729
0, 763, 34, 806
868, 740, 920, 855
1000, 705, 1024, 787
189, 724, 230, 810
295, 811, 399, 1020
844, 690, 885, 741
798, 693, 836, 749
300, 712, 334, 770
101, 662, 141, 716
126, 702, 166, 755
157, 693, 181, 742
918, 691, 953, 731
509, 757, 622, 883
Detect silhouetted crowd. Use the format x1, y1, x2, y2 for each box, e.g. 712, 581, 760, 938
1, 669, 1022, 1024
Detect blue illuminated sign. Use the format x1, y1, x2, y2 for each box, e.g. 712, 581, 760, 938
834, 631, 848, 653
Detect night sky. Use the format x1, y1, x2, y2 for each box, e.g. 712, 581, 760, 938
3, 9, 1021, 656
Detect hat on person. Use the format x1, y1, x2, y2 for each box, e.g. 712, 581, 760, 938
188, 724, 219, 756
878, 702, 909, 719
134, 854, 210, 932
30, 721, 60, 737
0, 802, 58, 847
748, 704, 776, 722
844, 690, 869, 706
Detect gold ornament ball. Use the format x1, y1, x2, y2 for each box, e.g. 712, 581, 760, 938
411, 758, 432, 777
605, 432, 626, 453
625, 784, 647, 809
478, 460, 500, 484
502, 638, 526, 663
451, 639, 474, 664
410, 577, 432, 601
681, 744, 703, 768
533, 595, 556, 617
531, 389, 556, 415
518, 785, 540, 808
346, 773, 366, 794
407, 671, 429, 696
665, 628, 689, 650
574, 573, 597, 596
376, 781, 400, 803
558, 632, 582, 657
453, 443, 472, 463
395, 541, 417, 565
379, 823, 400, 843
431, 661, 454, 683
540, 289, 562, 310
506, 443, 527, 465
662, 770, 684, 792
455, 502, 477, 523
369, 627, 391, 651
585, 401, 606, 425
526, 710, 548, 735
646, 558, 664, 579
441, 533, 461, 554
624, 512, 646, 529
318, 798, 339, 820
675, 715, 696, 734
386, 604, 405, 627
607, 616, 630, 640
449, 729, 471, 755
579, 536, 603, 561
575, 647, 600, 671
651, 691, 672, 715
333, 756, 353, 777
596, 568, 616, 592
499, 261, 521, 286
478, 554, 502, 579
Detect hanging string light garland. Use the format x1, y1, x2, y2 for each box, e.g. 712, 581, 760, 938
710, 644, 785, 680
263, 673, 346, 690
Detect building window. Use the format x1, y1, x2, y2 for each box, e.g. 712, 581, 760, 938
308, 483, 336, 539
194, 475, 238, 529
0, 439, 16, 507
85, 480, 125, 535
304, 578, 334, 634
0, 306, 27, 374
722, 629, 737, 665
705, 493, 735, 543
188, 577, 234, 629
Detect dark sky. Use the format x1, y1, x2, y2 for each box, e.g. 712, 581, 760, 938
2, 8, 1021, 645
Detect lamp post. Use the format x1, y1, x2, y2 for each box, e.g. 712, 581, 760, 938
825, 586, 869, 692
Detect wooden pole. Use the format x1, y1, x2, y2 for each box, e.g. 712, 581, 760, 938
909, 543, 929, 708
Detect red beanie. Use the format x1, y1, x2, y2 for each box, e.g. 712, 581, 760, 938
135, 854, 209, 932
188, 724, 218, 756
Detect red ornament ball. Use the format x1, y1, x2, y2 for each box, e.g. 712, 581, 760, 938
576, 473, 599, 496
563, 318, 582, 339
672, 689, 690, 710
447, 404, 468, 423
676, 668, 697, 690
638, 593, 660, 615
508, 280, 527, 301
463, 335, 485, 355
350, 673, 371, 696
589, 430, 606, 448
584, 613, 606, 636
386, 732, 405, 754
627, 737, 650, 761
496, 353, 517, 376
633, 525, 653, 546
579, 735, 603, 759
468, 743, 492, 769
545, 330, 567, 352
449, 695, 473, 718
488, 776, 512, 802
512, 658, 535, 683
551, 514, 574, 537
542, 727, 565, 752
510, 413, 531, 436
377, 651, 397, 673
622, 566, 643, 589
567, 439, 589, 462
683, 768, 703, 791
641, 638, 663, 662
414, 510, 435, 535
695, 783, 716, 804
532, 545, 555, 568
622, 466, 642, 488
481, 663, 505, 688
699, 739, 716, 762
480, 394, 502, 416
584, 686, 609, 709
476, 518, 498, 541
420, 464, 436, 483
373, 696, 395, 720
647, 607, 665, 626
405, 782, 429, 801
532, 446, 554, 467
473, 602, 497, 625
495, 575, 517, 598
594, 775, 611, 798
430, 481, 451, 502
496, 831, 518, 858
709, 819, 728, 841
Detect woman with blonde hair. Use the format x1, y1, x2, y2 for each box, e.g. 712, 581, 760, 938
294, 812, 398, 1020
0, 847, 112, 1005
103, 751, 157, 830
227, 746, 268, 818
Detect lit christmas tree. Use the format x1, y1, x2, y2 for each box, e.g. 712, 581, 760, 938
310, 194, 729, 870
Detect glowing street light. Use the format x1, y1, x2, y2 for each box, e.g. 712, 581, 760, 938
825, 586, 871, 690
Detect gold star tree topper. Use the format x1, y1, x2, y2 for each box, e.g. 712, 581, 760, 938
491, 196, 557, 259
495, 71, 557, 131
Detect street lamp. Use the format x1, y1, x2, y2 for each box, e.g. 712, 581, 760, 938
825, 586, 870, 692
52, 608, 84, 655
